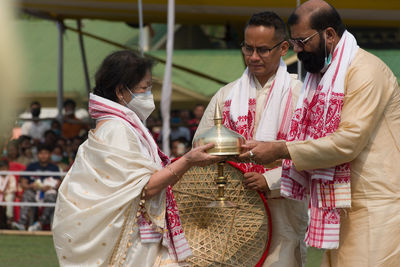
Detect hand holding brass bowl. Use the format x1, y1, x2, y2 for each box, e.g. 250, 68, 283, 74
193, 105, 245, 156
193, 105, 245, 208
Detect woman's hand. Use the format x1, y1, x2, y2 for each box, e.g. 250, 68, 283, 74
183, 143, 225, 167
145, 143, 224, 199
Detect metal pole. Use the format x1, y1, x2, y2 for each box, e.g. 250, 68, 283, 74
296, 0, 303, 80
161, 0, 175, 155
56, 21, 64, 122
138, 0, 144, 56
77, 20, 91, 96
63, 25, 228, 85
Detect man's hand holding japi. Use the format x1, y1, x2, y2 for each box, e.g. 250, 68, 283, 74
238, 140, 290, 165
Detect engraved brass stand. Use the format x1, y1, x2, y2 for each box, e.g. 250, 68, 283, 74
193, 105, 245, 208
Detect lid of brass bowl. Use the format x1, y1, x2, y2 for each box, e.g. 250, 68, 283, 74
193, 105, 245, 156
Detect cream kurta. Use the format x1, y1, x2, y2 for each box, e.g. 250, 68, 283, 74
287, 49, 400, 267
195, 73, 309, 267
53, 119, 179, 267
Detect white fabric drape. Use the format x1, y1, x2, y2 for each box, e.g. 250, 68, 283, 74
224, 58, 292, 141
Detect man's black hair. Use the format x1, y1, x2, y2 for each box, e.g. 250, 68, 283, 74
37, 143, 53, 153
246, 11, 287, 40
30, 101, 41, 107
63, 99, 76, 108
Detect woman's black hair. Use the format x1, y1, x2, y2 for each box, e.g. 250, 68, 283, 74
93, 50, 154, 102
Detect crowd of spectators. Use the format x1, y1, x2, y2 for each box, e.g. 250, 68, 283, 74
0, 100, 86, 231
0, 100, 205, 231
148, 104, 205, 158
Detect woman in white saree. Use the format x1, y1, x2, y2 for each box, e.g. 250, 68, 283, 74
52, 51, 221, 267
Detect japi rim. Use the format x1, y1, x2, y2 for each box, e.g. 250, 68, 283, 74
172, 160, 272, 267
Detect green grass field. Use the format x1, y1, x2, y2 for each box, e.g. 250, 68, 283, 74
0, 234, 324, 267
0, 235, 58, 267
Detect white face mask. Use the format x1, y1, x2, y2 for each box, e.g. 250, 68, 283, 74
123, 89, 155, 121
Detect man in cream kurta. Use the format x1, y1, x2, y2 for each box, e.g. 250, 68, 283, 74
240, 1, 400, 266
195, 11, 308, 267
288, 45, 400, 267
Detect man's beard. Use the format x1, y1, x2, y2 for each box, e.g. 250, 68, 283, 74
297, 35, 326, 73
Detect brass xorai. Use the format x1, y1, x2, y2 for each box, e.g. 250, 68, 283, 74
193, 105, 245, 208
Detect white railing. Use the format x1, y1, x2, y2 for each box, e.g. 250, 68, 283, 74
0, 170, 67, 207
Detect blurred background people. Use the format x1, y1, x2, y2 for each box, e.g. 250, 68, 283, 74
50, 119, 62, 137
170, 138, 189, 159
188, 104, 205, 138
20, 101, 50, 144
43, 129, 58, 149
17, 135, 35, 165
5, 140, 20, 163
0, 159, 17, 229
12, 144, 60, 231
50, 145, 69, 172
62, 99, 88, 139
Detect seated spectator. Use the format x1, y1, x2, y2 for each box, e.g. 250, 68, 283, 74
5, 140, 19, 163
170, 114, 191, 143
43, 129, 58, 148
55, 137, 70, 164
179, 109, 191, 126
188, 104, 205, 139
0, 159, 17, 229
62, 99, 88, 139
20, 101, 50, 144
146, 116, 162, 143
11, 144, 61, 231
6, 157, 26, 224
17, 135, 35, 166
50, 145, 69, 172
50, 119, 62, 137
170, 138, 189, 160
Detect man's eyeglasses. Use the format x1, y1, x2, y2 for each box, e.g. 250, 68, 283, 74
241, 40, 284, 57
288, 31, 320, 48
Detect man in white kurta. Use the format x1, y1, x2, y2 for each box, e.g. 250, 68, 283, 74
195, 11, 308, 267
